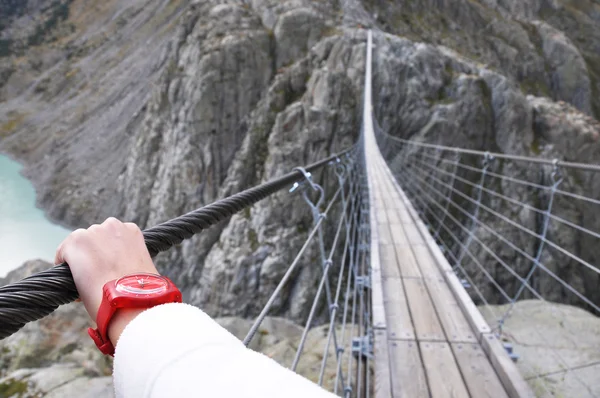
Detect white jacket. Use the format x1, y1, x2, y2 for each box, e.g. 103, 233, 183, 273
113, 303, 337, 397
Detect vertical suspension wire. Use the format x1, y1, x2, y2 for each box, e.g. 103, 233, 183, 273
334, 198, 361, 395
453, 152, 493, 271
318, 157, 360, 388
356, 172, 370, 398
388, 150, 560, 398
344, 210, 363, 398
291, 157, 358, 372
385, 140, 595, 397
433, 152, 461, 241
243, 182, 343, 346
498, 161, 563, 327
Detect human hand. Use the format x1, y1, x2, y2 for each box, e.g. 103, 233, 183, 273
55, 217, 158, 326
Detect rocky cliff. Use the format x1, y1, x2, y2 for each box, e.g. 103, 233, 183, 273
0, 0, 599, 321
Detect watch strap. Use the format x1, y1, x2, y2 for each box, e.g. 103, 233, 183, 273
88, 326, 115, 355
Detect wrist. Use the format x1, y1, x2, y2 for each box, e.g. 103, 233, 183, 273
108, 308, 146, 348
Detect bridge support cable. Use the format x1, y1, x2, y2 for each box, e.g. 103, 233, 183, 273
0, 147, 355, 341
240, 142, 371, 395
374, 124, 600, 395
291, 158, 359, 379
334, 190, 361, 395
319, 158, 361, 387
392, 149, 600, 311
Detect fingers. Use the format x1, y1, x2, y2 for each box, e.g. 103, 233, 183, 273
54, 228, 86, 265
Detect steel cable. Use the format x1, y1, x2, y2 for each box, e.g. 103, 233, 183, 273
0, 148, 354, 340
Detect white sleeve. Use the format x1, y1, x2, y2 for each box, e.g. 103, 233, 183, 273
112, 302, 339, 398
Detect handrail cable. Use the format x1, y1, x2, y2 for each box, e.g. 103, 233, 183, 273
388, 149, 591, 396
0, 147, 355, 340
385, 135, 600, 172
377, 127, 598, 394
415, 150, 600, 241
407, 154, 600, 280
394, 167, 560, 397
291, 158, 358, 372
319, 159, 360, 386
416, 148, 600, 207
404, 152, 600, 278
399, 152, 600, 312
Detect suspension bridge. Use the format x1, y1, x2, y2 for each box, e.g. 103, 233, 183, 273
0, 30, 599, 397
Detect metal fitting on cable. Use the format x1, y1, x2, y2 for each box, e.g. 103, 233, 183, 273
551, 158, 563, 184
337, 347, 344, 355
330, 303, 339, 312
482, 151, 495, 168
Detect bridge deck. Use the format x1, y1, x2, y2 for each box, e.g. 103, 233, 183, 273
369, 152, 511, 398
362, 30, 532, 398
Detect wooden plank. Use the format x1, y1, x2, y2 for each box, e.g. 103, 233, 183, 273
376, 209, 387, 224
481, 333, 536, 398
380, 244, 401, 279
452, 343, 510, 398
389, 340, 429, 398
397, 208, 412, 224
383, 197, 399, 210
425, 277, 477, 343
394, 246, 422, 279
401, 221, 425, 245
374, 329, 392, 398
371, 267, 386, 329
382, 277, 415, 340
369, 185, 386, 330
420, 342, 470, 398
403, 279, 445, 341
389, 223, 409, 247
412, 245, 444, 280
386, 208, 402, 224
444, 270, 492, 336
378, 223, 393, 245
396, 187, 492, 337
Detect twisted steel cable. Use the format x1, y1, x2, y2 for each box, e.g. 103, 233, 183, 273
0, 147, 354, 340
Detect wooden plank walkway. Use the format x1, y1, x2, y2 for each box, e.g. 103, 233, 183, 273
362, 30, 533, 398
367, 147, 533, 397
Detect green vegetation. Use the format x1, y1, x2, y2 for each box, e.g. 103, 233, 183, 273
0, 112, 26, 137
519, 78, 552, 98
0, 378, 28, 397
530, 135, 543, 155
248, 228, 259, 251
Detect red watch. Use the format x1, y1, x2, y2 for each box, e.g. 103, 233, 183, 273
88, 273, 182, 356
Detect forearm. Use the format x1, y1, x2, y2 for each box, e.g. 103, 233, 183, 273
112, 303, 337, 398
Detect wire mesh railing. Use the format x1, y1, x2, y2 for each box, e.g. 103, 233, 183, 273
374, 120, 600, 397
243, 140, 373, 397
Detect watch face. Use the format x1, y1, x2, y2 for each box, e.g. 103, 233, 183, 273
115, 273, 170, 295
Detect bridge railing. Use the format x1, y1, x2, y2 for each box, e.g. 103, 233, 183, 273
242, 139, 373, 396
373, 120, 600, 396
0, 142, 372, 398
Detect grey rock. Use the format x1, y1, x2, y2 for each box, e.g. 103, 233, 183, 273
533, 21, 592, 115
480, 300, 600, 398
44, 376, 113, 398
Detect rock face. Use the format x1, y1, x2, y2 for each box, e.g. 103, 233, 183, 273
480, 300, 600, 398
0, 261, 113, 397
0, 0, 599, 323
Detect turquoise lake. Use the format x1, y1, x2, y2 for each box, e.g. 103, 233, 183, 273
0, 155, 71, 277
